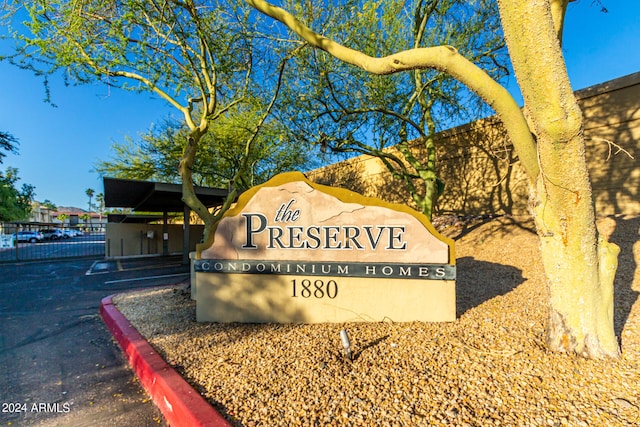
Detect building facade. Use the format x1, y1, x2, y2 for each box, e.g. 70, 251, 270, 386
308, 72, 640, 217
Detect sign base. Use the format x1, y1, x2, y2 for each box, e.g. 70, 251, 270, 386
196, 272, 455, 323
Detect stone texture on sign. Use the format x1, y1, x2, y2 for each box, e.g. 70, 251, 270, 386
199, 174, 452, 264
196, 172, 456, 324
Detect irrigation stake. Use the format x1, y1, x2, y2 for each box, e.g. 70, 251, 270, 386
340, 329, 352, 361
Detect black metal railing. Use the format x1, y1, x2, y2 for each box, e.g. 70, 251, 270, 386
0, 223, 105, 262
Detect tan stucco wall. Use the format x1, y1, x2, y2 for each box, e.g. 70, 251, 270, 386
579, 73, 640, 214
105, 223, 204, 258
308, 72, 640, 216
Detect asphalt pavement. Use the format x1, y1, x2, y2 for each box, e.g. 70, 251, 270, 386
0, 256, 190, 426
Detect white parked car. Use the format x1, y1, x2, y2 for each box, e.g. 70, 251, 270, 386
61, 229, 80, 238
15, 231, 44, 243
41, 229, 63, 240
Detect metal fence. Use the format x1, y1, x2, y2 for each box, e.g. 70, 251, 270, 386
0, 222, 105, 262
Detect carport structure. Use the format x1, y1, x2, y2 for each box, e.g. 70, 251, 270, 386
103, 177, 228, 263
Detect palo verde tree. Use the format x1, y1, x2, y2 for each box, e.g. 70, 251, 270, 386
277, 0, 508, 220
248, 0, 621, 358
4, 0, 299, 244
94, 113, 313, 192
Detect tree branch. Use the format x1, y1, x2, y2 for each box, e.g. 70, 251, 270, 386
246, 0, 539, 182
549, 0, 572, 44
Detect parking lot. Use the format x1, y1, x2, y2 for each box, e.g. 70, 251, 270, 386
0, 232, 105, 262
0, 255, 189, 426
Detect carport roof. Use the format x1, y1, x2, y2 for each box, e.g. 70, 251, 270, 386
103, 177, 228, 212
107, 213, 174, 224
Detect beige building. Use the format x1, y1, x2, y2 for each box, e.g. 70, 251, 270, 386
308, 72, 639, 217
26, 203, 106, 231
51, 208, 106, 231
29, 202, 56, 224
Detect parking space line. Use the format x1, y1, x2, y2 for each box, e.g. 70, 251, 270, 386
104, 273, 189, 285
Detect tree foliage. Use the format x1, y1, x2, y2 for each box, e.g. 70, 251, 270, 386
85, 187, 94, 212
5, 0, 306, 243
0, 166, 35, 221
0, 130, 19, 164
0, 131, 34, 222
276, 0, 508, 219
41, 199, 57, 211
247, 0, 621, 358
56, 212, 68, 226
95, 112, 314, 193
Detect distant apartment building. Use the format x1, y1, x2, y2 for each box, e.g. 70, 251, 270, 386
29, 202, 56, 224
27, 203, 106, 232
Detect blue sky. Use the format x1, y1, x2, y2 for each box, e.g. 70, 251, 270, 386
0, 1, 639, 210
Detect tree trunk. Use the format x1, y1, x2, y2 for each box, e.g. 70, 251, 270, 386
498, 0, 620, 357
179, 130, 215, 244
247, 0, 620, 358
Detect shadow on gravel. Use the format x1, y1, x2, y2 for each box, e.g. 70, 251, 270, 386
435, 214, 536, 241
607, 215, 640, 338
353, 335, 390, 361
455, 256, 526, 316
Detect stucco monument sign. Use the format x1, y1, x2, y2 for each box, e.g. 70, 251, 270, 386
194, 172, 455, 323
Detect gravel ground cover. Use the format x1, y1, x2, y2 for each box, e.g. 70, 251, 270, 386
114, 215, 640, 426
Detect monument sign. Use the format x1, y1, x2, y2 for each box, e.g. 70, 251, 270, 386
194, 172, 455, 323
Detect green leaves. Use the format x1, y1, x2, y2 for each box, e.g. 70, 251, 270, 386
0, 131, 33, 221
6, 0, 317, 238
9, 1, 257, 123
272, 0, 508, 218
0, 166, 35, 221
0, 130, 19, 163
94, 108, 313, 192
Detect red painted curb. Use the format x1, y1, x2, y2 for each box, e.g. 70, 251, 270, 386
100, 294, 232, 427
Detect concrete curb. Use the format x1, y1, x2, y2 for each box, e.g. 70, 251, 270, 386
100, 294, 231, 427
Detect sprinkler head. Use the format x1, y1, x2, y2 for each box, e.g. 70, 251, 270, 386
340, 329, 352, 361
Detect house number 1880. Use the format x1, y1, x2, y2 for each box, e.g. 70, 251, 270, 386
291, 279, 338, 299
